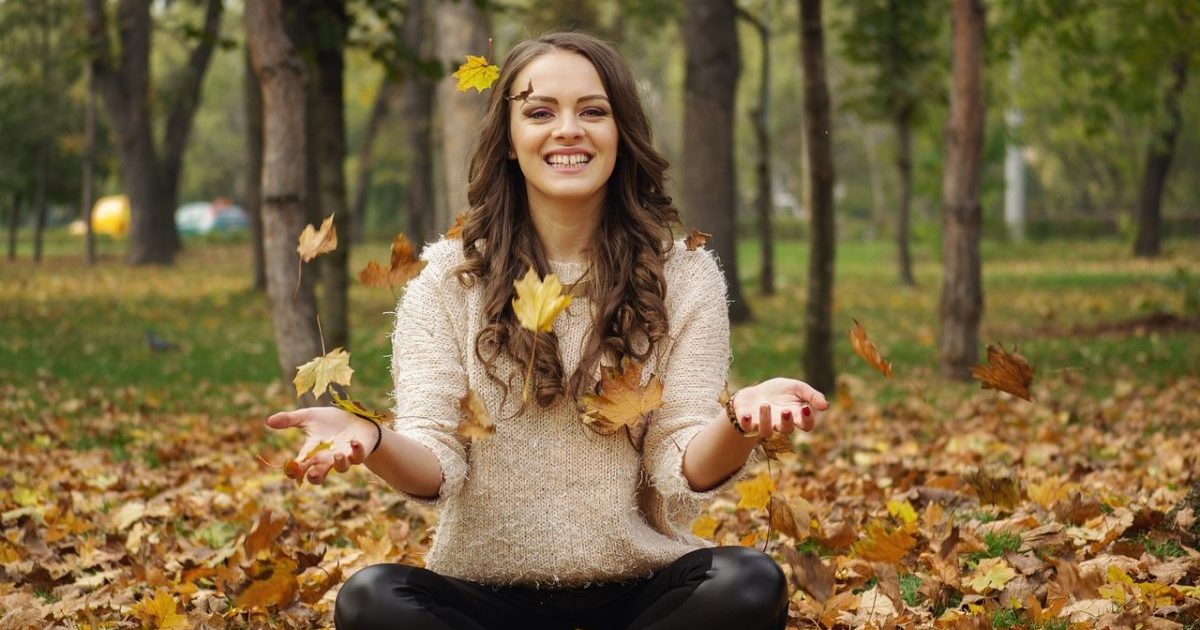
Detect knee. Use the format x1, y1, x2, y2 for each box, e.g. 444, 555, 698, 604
335, 564, 418, 629
709, 547, 787, 617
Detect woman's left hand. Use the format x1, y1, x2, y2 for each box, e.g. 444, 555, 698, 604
730, 378, 830, 439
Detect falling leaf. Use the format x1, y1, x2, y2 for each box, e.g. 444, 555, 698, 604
735, 470, 774, 511
330, 390, 392, 425
849, 319, 893, 378
967, 557, 1017, 593
770, 493, 810, 540
293, 347, 354, 398
358, 234, 427, 289
512, 267, 573, 334
971, 343, 1035, 401
244, 510, 287, 558
507, 79, 533, 102
684, 229, 712, 251
457, 389, 495, 441
296, 213, 337, 263
451, 55, 499, 92
130, 587, 188, 630
445, 213, 467, 239
692, 514, 718, 540
760, 433, 793, 460
781, 546, 834, 603
301, 440, 333, 461
852, 521, 916, 565
964, 465, 1023, 511
579, 358, 663, 435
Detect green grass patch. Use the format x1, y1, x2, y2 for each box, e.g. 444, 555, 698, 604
899, 573, 923, 607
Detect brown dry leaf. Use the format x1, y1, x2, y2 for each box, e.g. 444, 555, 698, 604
296, 213, 337, 262
854, 586, 898, 627
293, 347, 354, 398
769, 493, 810, 540
852, 521, 917, 565
129, 587, 187, 630
760, 433, 793, 460
849, 319, 893, 378
579, 358, 663, 435
781, 547, 834, 603
446, 213, 467, 239
970, 343, 1035, 401
358, 234, 427, 289
299, 564, 343, 604
457, 389, 495, 441
684, 229, 712, 251
244, 510, 287, 558
963, 465, 1022, 511
236, 558, 299, 611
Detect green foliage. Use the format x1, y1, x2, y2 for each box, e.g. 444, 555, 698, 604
1138, 535, 1186, 560
898, 572, 923, 607
991, 607, 1023, 628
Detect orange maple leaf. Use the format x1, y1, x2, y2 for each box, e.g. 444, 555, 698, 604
130, 588, 187, 629
358, 234, 427, 289
849, 319, 893, 378
457, 389, 495, 441
245, 510, 288, 558
235, 558, 299, 610
971, 343, 1035, 401
851, 520, 917, 565
579, 358, 663, 435
684, 229, 712, 251
296, 213, 337, 263
446, 213, 467, 239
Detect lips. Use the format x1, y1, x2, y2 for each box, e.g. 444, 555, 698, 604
544, 151, 593, 168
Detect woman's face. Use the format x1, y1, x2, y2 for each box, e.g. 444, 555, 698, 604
508, 51, 618, 213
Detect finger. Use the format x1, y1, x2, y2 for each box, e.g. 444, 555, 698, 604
799, 404, 816, 431
777, 408, 795, 435
757, 402, 773, 439
789, 381, 830, 410
306, 453, 334, 485
333, 452, 350, 474
347, 440, 367, 465
267, 410, 305, 430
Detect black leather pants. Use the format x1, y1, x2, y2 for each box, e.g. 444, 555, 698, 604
334, 546, 788, 630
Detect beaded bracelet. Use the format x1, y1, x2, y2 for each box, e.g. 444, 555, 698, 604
367, 418, 383, 454
725, 390, 760, 438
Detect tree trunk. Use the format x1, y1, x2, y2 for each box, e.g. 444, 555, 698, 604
33, 5, 50, 265
739, 6, 775, 296
435, 0, 488, 230
245, 0, 323, 401
1003, 42, 1026, 244
799, 0, 836, 394
7, 193, 19, 261
403, 0, 438, 247
938, 0, 986, 380
309, 0, 351, 350
244, 48, 266, 291
895, 103, 915, 286
682, 0, 751, 323
860, 122, 887, 241
1134, 55, 1188, 258
83, 64, 97, 266
350, 77, 397, 243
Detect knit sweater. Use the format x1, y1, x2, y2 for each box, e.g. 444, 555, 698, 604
389, 238, 757, 587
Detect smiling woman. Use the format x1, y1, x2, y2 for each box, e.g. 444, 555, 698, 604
266, 32, 829, 630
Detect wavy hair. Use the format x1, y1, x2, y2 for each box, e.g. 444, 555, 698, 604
452, 32, 680, 412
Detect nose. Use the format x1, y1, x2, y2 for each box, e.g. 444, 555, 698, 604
554, 113, 583, 140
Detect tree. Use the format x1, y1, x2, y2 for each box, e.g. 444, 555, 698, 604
837, 0, 942, 286
435, 0, 489, 229
681, 0, 751, 323
82, 0, 223, 265
938, 0, 986, 380
245, 0, 323, 399
243, 49, 266, 291
737, 3, 776, 296
799, 0, 837, 394
400, 0, 438, 246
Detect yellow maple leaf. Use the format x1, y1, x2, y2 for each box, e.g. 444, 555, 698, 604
851, 520, 917, 564
451, 55, 499, 92
293, 347, 354, 397
967, 557, 1016, 593
886, 499, 918, 525
130, 587, 188, 630
330, 390, 392, 424
692, 514, 718, 540
457, 389, 495, 441
735, 470, 774, 511
850, 319, 893, 379
512, 267, 573, 334
296, 213, 337, 262
579, 358, 663, 435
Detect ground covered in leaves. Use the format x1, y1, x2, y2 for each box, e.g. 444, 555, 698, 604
1, 236, 1198, 628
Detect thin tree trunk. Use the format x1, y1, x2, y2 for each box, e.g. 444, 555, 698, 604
350, 77, 396, 243
33, 4, 50, 265
403, 0, 438, 246
83, 64, 97, 266
1134, 55, 1188, 258
739, 5, 775, 296
799, 0, 836, 394
244, 48, 266, 291
682, 0, 751, 324
435, 0, 488, 231
245, 0, 323, 401
7, 193, 19, 261
1003, 41, 1026, 244
938, 0, 986, 379
895, 103, 915, 286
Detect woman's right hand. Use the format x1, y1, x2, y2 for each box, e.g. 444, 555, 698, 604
266, 407, 380, 485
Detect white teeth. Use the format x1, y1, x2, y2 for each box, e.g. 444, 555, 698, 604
547, 154, 591, 166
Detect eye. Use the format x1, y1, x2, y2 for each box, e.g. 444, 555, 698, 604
524, 109, 553, 119
581, 108, 610, 118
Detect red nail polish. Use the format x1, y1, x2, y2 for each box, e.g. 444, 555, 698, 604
802, 406, 811, 417
782, 410, 793, 420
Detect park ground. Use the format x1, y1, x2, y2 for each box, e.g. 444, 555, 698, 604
1, 233, 1198, 628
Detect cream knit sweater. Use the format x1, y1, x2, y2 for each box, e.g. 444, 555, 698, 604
389, 238, 756, 587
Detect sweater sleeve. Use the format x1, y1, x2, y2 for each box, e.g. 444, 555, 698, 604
390, 240, 470, 505
642, 248, 759, 522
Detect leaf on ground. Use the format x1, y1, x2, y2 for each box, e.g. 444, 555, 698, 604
296, 214, 337, 263
451, 55, 499, 92
967, 557, 1017, 593
964, 465, 1023, 511
235, 558, 298, 611
852, 521, 916, 565
457, 389, 495, 441
971, 343, 1035, 401
245, 510, 288, 558
512, 267, 573, 334
735, 470, 774, 511
684, 229, 712, 251
130, 587, 188, 630
692, 514, 718, 540
850, 319, 893, 378
579, 358, 663, 435
293, 347, 353, 398
358, 234, 426, 289
886, 499, 918, 525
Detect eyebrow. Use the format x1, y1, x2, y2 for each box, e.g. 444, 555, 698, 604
521, 94, 610, 104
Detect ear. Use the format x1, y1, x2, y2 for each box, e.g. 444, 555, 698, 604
508, 150, 516, 160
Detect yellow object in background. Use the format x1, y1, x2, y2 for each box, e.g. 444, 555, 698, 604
91, 195, 130, 237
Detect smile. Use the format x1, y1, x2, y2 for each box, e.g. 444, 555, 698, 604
545, 153, 592, 170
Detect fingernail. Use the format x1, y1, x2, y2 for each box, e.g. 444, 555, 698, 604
782, 410, 793, 420
350, 441, 360, 451
802, 406, 811, 417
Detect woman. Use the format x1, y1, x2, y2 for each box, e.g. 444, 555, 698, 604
267, 32, 829, 630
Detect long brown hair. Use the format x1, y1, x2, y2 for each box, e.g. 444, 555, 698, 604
453, 32, 679, 412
